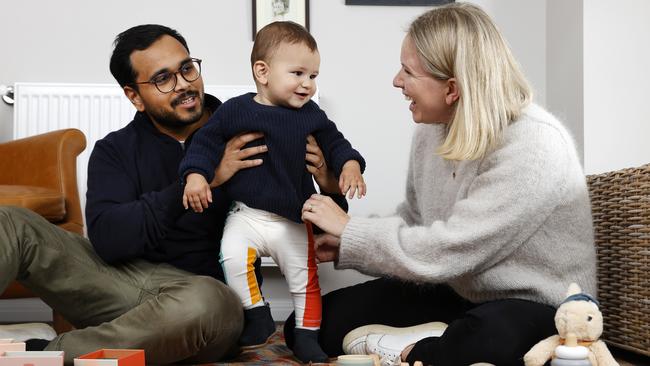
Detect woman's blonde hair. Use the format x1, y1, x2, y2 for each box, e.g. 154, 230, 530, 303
409, 2, 532, 160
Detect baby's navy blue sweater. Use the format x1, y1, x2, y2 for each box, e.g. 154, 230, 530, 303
179, 93, 365, 223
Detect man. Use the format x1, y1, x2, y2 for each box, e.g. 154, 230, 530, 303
0, 24, 339, 364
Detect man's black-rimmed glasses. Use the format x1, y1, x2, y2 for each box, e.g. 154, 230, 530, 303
133, 58, 202, 94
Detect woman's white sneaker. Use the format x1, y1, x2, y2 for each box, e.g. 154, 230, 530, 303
366, 333, 408, 366
341, 321, 447, 364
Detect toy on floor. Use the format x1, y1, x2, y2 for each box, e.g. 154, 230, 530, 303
523, 283, 619, 366
0, 338, 26, 352
74, 349, 145, 366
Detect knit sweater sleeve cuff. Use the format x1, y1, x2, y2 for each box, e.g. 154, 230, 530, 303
335, 217, 378, 270
332, 152, 366, 177
179, 168, 212, 185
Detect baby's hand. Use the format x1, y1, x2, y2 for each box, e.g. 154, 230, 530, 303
183, 173, 212, 213
339, 161, 366, 199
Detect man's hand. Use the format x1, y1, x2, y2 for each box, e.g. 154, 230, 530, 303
211, 132, 267, 188
305, 135, 340, 194
339, 160, 366, 199
183, 173, 212, 213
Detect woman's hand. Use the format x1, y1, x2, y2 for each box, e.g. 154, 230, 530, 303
305, 135, 341, 194
314, 233, 341, 263
302, 194, 350, 237
211, 132, 267, 188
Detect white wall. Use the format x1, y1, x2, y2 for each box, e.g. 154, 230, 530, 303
546, 0, 583, 163
0, 0, 547, 321
0, 0, 547, 216
583, 0, 650, 174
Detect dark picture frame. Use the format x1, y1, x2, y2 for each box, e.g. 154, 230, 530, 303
253, 0, 310, 40
345, 0, 453, 5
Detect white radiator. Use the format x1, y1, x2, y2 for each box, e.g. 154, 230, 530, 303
12, 82, 256, 225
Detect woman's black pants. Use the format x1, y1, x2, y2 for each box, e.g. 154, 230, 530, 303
284, 278, 556, 366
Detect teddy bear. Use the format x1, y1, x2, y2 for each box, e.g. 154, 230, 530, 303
523, 283, 619, 366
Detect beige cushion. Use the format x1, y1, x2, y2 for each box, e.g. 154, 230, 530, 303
0, 185, 65, 222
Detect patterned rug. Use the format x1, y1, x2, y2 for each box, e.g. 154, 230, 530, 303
199, 326, 309, 365
193, 327, 650, 366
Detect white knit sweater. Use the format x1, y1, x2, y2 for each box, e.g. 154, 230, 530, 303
338, 104, 597, 307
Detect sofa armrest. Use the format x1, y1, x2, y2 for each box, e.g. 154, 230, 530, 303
0, 129, 86, 185
0, 129, 86, 233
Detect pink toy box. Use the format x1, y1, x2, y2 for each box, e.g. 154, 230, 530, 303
0, 351, 64, 366
0, 339, 26, 352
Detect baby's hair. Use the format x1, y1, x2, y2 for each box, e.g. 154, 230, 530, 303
251, 21, 317, 67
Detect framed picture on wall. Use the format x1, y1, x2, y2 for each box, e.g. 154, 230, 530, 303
345, 0, 453, 5
253, 0, 309, 40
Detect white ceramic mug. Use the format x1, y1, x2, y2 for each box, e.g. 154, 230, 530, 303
336, 354, 376, 366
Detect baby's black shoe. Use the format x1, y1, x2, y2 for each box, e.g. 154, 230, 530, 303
293, 328, 328, 363
239, 305, 276, 349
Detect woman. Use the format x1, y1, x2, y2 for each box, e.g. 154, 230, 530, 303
286, 2, 596, 366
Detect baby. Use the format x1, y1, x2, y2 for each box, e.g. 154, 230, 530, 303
179, 21, 366, 363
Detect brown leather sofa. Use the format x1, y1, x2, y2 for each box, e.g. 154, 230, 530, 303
0, 128, 86, 333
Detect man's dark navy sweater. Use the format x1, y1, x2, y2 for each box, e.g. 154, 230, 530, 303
179, 93, 365, 223
85, 95, 230, 280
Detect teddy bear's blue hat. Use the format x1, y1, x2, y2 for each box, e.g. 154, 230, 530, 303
561, 293, 600, 307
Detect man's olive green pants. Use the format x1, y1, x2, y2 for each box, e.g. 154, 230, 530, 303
0, 206, 243, 364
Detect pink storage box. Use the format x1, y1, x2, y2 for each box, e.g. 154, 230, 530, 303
73, 349, 144, 366
0, 339, 26, 352
0, 351, 64, 366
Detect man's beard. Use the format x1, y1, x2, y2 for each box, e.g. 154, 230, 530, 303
148, 91, 205, 130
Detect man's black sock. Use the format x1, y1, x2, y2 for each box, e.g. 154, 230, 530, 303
25, 338, 50, 351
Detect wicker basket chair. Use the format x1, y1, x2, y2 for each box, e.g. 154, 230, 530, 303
587, 163, 650, 356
